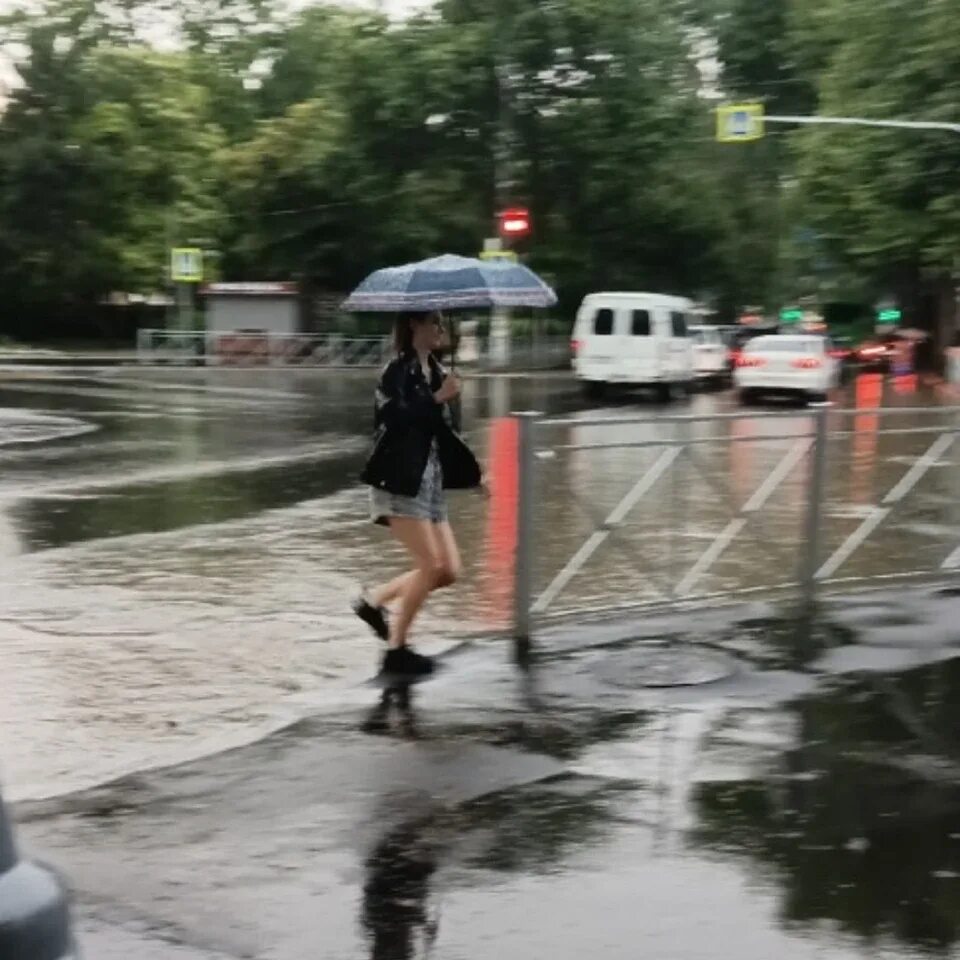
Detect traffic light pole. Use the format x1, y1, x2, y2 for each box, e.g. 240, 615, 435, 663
176, 282, 193, 332
490, 0, 514, 370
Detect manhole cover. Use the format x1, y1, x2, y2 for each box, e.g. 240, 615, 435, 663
596, 643, 737, 689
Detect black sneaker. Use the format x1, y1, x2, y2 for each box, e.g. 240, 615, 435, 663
381, 647, 435, 679
353, 596, 389, 642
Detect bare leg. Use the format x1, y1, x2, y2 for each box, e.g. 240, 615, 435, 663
432, 522, 462, 588
369, 570, 417, 609
371, 522, 460, 608
386, 518, 449, 649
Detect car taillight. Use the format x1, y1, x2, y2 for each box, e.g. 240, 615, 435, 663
791, 357, 822, 369
736, 355, 766, 368
571, 339, 582, 355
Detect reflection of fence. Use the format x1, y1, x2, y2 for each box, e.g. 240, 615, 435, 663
136, 329, 572, 370
512, 405, 960, 639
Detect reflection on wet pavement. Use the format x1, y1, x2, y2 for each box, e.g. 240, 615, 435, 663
13, 585, 960, 959
362, 816, 439, 960
693, 659, 960, 953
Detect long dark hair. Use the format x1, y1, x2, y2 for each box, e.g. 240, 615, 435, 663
393, 311, 442, 355
393, 312, 423, 355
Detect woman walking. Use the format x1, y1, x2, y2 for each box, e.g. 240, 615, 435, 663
354, 311, 482, 677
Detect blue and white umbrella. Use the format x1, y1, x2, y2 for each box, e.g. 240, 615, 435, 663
341, 254, 557, 312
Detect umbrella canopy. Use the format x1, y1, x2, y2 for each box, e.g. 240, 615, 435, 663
342, 254, 557, 312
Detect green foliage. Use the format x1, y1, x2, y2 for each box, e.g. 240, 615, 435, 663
0, 0, 955, 335
715, 0, 816, 116
794, 0, 960, 282
706, 0, 960, 338
0, 1, 225, 313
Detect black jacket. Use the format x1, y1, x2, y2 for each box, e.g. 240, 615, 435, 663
360, 353, 482, 497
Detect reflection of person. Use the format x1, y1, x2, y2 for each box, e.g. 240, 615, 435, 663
354, 311, 482, 678
362, 820, 438, 960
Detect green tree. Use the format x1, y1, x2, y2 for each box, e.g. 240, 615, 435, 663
228, 0, 765, 314
172, 0, 284, 141
0, 42, 224, 315
714, 0, 816, 116
226, 5, 492, 291
792, 0, 960, 351
0, 0, 830, 333
429, 0, 747, 310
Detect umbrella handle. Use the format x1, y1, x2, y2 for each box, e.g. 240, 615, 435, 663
449, 317, 458, 373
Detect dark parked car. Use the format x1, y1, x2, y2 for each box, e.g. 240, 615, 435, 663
0, 789, 75, 959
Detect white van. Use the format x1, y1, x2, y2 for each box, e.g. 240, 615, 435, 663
572, 292, 695, 399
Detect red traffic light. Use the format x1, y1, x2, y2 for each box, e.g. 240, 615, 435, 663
498, 207, 531, 239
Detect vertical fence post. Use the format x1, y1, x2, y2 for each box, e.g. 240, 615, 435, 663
800, 402, 831, 609
512, 411, 541, 654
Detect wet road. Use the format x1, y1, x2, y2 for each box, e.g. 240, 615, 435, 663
0, 367, 579, 800
0, 366, 957, 800
1, 365, 959, 958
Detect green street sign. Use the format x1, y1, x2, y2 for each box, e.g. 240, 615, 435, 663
780, 308, 803, 324
877, 308, 902, 324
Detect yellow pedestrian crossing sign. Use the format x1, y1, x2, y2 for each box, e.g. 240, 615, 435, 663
171, 247, 203, 283
716, 103, 765, 143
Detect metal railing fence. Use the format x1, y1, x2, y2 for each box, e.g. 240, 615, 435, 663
136, 329, 572, 370
136, 330, 393, 367
511, 405, 960, 639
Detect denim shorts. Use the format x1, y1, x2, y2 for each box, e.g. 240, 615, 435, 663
370, 441, 448, 526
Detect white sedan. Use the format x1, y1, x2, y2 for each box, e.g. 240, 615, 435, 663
734, 335, 841, 404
